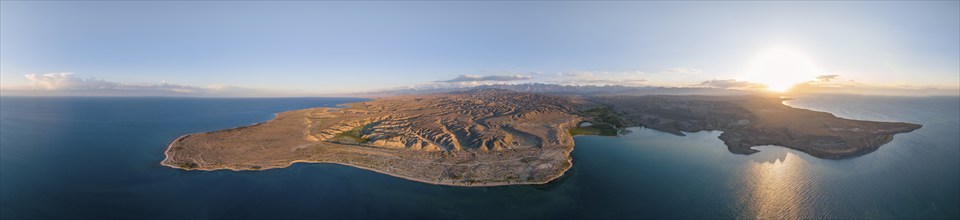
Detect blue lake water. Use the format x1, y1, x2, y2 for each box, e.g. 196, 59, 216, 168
0, 95, 957, 219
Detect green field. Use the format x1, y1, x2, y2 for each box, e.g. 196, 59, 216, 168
336, 125, 370, 143
569, 124, 619, 136
579, 107, 624, 128
571, 106, 624, 136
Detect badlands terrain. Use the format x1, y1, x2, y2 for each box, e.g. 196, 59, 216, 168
163, 89, 921, 186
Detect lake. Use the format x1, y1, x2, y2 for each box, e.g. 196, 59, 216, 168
1, 95, 957, 219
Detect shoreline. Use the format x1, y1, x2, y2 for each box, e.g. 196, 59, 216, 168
160, 116, 575, 187
162, 120, 915, 187
160, 92, 923, 187
161, 146, 574, 187
163, 118, 917, 187
162, 157, 572, 187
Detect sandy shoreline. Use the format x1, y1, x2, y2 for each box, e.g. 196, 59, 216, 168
161, 143, 573, 187
160, 91, 922, 187
161, 128, 574, 187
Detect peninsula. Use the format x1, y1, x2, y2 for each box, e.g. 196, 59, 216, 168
162, 89, 922, 186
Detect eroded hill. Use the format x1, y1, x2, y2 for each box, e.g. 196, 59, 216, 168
163, 90, 585, 186
162, 90, 921, 186
592, 95, 923, 158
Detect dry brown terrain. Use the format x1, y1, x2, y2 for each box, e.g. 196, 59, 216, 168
593, 95, 922, 158
163, 90, 922, 186
163, 90, 585, 186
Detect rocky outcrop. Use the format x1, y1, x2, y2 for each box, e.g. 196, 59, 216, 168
310, 89, 579, 152
590, 95, 922, 158
163, 89, 584, 186
162, 90, 922, 187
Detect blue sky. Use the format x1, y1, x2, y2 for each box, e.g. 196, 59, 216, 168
1, 1, 957, 95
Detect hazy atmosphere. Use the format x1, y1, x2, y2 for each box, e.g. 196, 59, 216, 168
2, 1, 958, 96
2, 1, 959, 219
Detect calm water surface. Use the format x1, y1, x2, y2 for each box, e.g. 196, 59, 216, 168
0, 95, 957, 219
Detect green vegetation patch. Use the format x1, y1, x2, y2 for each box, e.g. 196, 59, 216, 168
578, 106, 624, 128
180, 161, 199, 169
573, 106, 625, 136
569, 124, 619, 136
336, 124, 370, 143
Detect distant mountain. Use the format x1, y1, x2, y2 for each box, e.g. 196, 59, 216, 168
359, 83, 757, 97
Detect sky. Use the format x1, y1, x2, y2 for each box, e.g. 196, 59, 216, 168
1, 1, 958, 96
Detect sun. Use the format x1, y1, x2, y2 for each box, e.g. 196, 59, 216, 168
742, 45, 822, 92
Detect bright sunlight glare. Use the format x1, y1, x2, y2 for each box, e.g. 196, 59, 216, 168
743, 45, 822, 92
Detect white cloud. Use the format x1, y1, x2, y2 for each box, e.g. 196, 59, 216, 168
697, 79, 767, 89
549, 70, 647, 86
25, 73, 120, 90
23, 73, 199, 93
437, 74, 533, 83
663, 67, 703, 75
557, 71, 596, 78
429, 70, 653, 88
792, 80, 960, 96
815, 74, 840, 82
404, 74, 537, 90
5, 72, 282, 97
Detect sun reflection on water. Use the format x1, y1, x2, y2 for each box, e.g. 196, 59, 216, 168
740, 152, 812, 219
